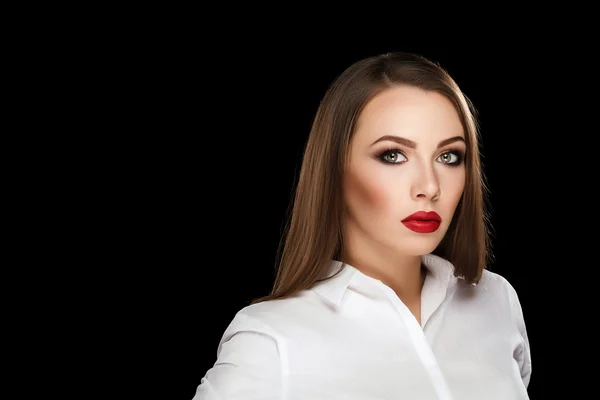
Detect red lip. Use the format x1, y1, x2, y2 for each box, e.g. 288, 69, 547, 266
402, 211, 442, 233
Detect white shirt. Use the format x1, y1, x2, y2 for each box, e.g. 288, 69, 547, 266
194, 254, 531, 399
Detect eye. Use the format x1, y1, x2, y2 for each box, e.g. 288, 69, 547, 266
379, 149, 407, 164
437, 151, 463, 165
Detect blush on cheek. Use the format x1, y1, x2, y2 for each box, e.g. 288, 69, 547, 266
346, 169, 385, 208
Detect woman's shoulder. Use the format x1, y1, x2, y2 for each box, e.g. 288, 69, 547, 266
454, 267, 524, 312
221, 292, 322, 338
479, 268, 521, 297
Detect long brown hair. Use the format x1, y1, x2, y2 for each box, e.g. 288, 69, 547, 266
253, 52, 492, 304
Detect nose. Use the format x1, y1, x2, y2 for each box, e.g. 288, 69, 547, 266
411, 161, 441, 201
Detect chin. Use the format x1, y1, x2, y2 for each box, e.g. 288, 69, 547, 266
397, 235, 443, 257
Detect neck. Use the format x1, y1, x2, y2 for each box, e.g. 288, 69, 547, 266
342, 246, 426, 305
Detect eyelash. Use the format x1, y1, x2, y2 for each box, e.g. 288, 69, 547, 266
377, 148, 465, 166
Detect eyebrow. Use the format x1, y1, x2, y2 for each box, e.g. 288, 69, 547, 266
370, 135, 465, 149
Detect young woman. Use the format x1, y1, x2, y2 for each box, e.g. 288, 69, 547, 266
193, 51, 531, 399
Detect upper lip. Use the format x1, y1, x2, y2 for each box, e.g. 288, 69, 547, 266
402, 211, 441, 222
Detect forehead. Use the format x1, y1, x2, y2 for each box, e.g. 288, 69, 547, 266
354, 85, 464, 144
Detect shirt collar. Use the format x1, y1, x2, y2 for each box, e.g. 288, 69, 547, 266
311, 260, 357, 309
312, 254, 457, 309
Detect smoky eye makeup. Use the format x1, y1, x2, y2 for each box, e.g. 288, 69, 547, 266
376, 148, 407, 164
375, 147, 466, 166
438, 148, 466, 166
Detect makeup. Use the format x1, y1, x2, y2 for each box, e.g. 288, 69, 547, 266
401, 211, 441, 233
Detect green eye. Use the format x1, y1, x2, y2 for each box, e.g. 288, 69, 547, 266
437, 151, 462, 164
380, 150, 407, 164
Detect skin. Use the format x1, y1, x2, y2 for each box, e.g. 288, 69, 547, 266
341, 85, 466, 325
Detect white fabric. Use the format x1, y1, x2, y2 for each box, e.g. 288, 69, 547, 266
194, 254, 531, 399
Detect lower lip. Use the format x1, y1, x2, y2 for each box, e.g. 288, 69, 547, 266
402, 220, 441, 233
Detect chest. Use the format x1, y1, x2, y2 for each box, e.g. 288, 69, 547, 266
280, 298, 526, 399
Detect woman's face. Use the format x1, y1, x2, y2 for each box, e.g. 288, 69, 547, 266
343, 85, 466, 258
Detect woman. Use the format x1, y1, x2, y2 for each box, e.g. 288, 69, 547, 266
194, 52, 531, 399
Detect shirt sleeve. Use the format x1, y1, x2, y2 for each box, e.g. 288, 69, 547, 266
192, 312, 283, 400
505, 280, 532, 388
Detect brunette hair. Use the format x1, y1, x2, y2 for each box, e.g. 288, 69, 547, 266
253, 51, 491, 304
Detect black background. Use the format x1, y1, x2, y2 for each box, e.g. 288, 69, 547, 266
13, 7, 598, 398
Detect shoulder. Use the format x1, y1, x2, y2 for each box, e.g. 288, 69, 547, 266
197, 300, 295, 398
454, 268, 527, 329
456, 267, 520, 299
220, 292, 323, 343
478, 268, 522, 304
453, 268, 524, 314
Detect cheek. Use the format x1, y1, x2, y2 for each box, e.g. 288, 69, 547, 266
345, 169, 390, 210
443, 171, 466, 207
